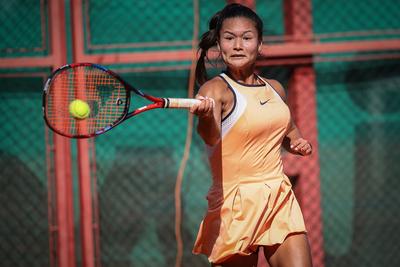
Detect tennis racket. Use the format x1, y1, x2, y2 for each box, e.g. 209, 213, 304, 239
42, 63, 200, 138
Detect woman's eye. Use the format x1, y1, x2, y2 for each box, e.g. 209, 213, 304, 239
224, 36, 234, 40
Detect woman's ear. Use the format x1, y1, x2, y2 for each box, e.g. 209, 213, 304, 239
217, 41, 221, 52
258, 41, 263, 53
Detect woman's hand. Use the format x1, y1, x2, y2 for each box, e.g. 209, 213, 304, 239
290, 138, 312, 156
190, 94, 215, 119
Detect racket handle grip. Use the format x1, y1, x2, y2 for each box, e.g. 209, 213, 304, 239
164, 98, 201, 109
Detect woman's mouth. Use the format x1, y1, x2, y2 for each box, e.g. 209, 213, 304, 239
230, 54, 246, 58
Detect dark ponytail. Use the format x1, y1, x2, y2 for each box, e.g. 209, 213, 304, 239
195, 3, 263, 86
195, 12, 221, 86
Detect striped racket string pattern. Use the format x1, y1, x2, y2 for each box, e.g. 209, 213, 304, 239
45, 65, 127, 137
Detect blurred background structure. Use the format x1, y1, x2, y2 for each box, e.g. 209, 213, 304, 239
0, 0, 400, 267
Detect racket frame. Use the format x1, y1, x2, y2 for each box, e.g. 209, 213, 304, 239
42, 63, 194, 138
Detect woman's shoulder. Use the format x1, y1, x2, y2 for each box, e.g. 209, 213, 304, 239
203, 75, 228, 88
198, 75, 229, 96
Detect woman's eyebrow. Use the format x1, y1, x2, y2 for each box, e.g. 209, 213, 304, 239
222, 30, 254, 35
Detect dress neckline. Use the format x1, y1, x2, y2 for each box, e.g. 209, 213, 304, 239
221, 72, 266, 88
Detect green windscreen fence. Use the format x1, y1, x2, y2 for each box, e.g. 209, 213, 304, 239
1, 0, 400, 266
91, 61, 400, 267
0, 73, 50, 267
92, 69, 212, 266
316, 59, 400, 266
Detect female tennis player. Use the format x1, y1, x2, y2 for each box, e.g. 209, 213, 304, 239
190, 3, 313, 267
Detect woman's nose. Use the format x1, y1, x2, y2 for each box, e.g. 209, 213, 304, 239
233, 38, 243, 50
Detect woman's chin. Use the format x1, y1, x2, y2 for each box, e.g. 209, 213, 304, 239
226, 61, 254, 71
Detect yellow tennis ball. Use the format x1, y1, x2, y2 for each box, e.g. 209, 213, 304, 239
69, 99, 90, 119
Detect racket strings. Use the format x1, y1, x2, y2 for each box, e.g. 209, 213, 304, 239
46, 66, 127, 137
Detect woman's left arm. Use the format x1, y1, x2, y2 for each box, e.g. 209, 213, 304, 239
283, 121, 312, 156
268, 79, 312, 156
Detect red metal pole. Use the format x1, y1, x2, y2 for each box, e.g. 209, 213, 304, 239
71, 1, 97, 266
49, 1, 76, 267
77, 140, 95, 267
227, 0, 255, 9
283, 0, 325, 266
287, 67, 325, 267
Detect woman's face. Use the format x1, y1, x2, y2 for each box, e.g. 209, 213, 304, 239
218, 17, 262, 71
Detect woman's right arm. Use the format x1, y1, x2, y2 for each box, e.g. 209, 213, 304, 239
190, 79, 225, 146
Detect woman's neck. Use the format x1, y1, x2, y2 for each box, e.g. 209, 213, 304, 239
225, 68, 260, 85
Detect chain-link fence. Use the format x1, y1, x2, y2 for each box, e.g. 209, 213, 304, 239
1, 0, 400, 267
0, 73, 51, 267
0, 0, 49, 57
83, 0, 225, 54
316, 59, 400, 267
92, 70, 211, 267
313, 0, 400, 42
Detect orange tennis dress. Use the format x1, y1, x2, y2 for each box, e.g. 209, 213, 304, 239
193, 73, 306, 263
